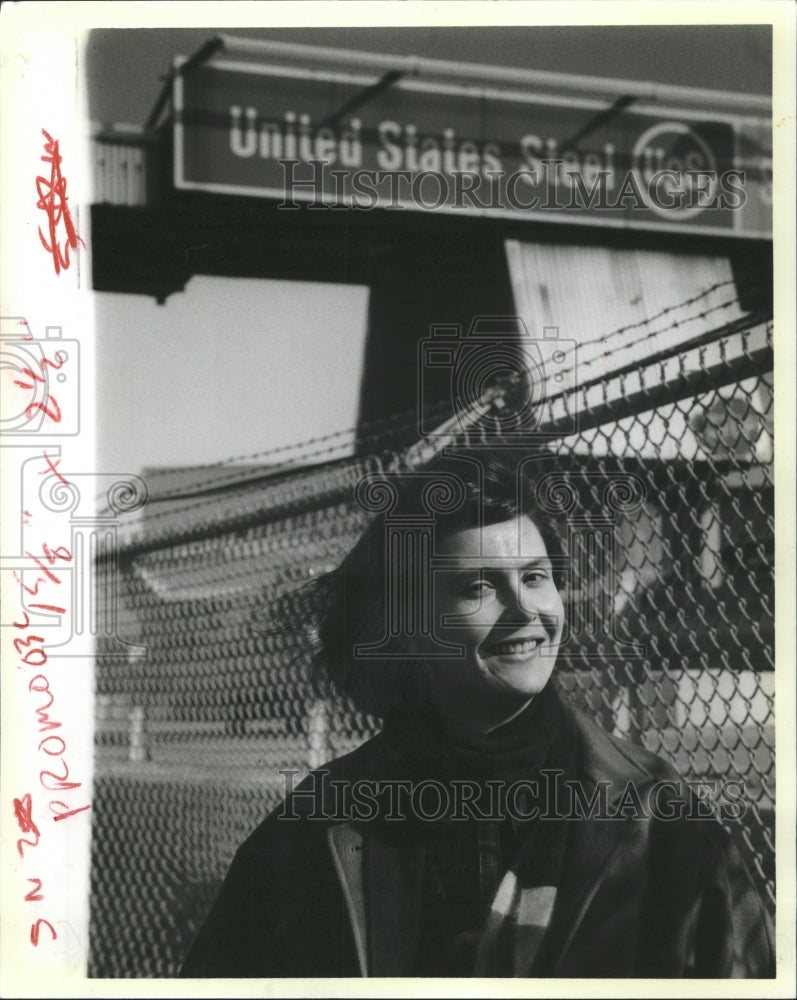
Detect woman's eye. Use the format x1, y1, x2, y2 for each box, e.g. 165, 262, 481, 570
461, 579, 492, 599
523, 571, 548, 584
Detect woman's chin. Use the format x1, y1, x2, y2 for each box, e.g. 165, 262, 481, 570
480, 653, 556, 699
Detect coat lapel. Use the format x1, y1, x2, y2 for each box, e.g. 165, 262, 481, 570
326, 824, 368, 976
543, 815, 648, 975
533, 710, 662, 975
366, 826, 426, 976
327, 822, 426, 977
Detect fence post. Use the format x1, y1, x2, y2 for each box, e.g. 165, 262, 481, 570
128, 705, 149, 763
307, 699, 330, 770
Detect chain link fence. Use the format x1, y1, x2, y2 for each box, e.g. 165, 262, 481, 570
88, 295, 774, 977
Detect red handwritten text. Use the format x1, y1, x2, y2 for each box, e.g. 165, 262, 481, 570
12, 794, 57, 945
36, 129, 85, 275
10, 454, 91, 949
13, 347, 67, 426
39, 451, 69, 486
13, 793, 41, 858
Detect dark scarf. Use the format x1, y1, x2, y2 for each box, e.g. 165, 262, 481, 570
381, 677, 565, 781
379, 681, 579, 976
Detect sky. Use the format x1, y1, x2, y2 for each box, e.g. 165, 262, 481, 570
94, 279, 369, 475
85, 19, 774, 477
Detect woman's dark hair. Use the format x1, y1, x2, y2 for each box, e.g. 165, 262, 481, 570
314, 452, 566, 718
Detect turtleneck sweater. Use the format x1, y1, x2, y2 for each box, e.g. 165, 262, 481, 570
376, 681, 578, 975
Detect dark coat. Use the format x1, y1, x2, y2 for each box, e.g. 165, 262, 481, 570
181, 702, 775, 978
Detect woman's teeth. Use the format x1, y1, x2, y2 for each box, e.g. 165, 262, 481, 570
487, 638, 541, 656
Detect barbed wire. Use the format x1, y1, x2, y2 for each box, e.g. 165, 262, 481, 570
130, 274, 765, 496
105, 310, 771, 530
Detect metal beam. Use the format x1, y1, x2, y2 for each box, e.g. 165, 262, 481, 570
215, 33, 771, 115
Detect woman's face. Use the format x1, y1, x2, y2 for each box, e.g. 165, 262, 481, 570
421, 515, 565, 722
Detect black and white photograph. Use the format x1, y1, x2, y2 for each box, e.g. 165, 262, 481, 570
1, 2, 794, 994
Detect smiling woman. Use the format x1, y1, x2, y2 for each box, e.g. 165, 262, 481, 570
309, 454, 569, 724
423, 517, 566, 738
180, 452, 775, 979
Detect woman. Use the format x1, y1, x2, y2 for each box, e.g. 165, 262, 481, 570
181, 454, 774, 978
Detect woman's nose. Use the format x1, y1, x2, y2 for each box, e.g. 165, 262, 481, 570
499, 574, 537, 620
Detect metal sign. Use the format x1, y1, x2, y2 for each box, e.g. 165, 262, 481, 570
174, 59, 772, 238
